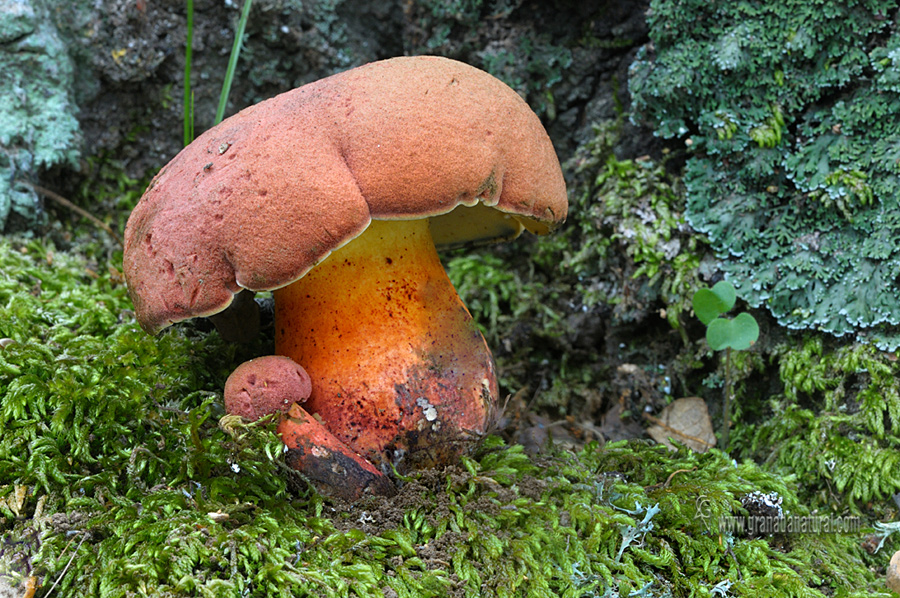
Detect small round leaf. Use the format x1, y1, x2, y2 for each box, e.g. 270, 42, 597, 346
706, 312, 759, 351
692, 281, 737, 325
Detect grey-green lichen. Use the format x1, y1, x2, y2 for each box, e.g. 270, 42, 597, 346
629, 0, 900, 347
0, 0, 81, 231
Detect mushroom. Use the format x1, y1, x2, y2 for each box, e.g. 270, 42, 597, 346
123, 56, 567, 498
224, 355, 312, 421
225, 355, 395, 499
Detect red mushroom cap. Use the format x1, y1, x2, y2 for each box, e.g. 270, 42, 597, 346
123, 56, 567, 334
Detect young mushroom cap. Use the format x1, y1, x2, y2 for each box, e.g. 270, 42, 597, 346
123, 55, 567, 332
224, 355, 312, 421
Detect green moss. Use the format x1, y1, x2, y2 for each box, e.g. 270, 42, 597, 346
0, 237, 893, 596
545, 119, 703, 327
446, 252, 544, 342
734, 336, 900, 509
68, 148, 147, 245
630, 0, 900, 347
0, 240, 241, 497
445, 246, 573, 405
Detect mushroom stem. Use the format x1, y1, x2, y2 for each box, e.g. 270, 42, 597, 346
274, 218, 497, 471
208, 289, 260, 343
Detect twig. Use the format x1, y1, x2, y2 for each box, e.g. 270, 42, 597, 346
645, 467, 696, 492
44, 531, 88, 597
26, 183, 124, 247
662, 468, 695, 488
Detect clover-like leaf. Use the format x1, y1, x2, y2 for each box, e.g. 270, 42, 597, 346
706, 312, 759, 351
692, 281, 737, 325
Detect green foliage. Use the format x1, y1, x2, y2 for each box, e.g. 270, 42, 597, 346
693, 281, 736, 327
215, 0, 254, 126
705, 313, 759, 353
184, 0, 194, 146
184, 0, 255, 143
691, 281, 759, 449
738, 336, 900, 507
0, 237, 892, 596
692, 281, 759, 351
630, 0, 900, 346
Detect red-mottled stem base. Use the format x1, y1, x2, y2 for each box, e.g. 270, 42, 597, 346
278, 403, 398, 500
274, 218, 498, 476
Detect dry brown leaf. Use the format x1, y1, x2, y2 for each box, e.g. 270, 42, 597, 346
6, 485, 27, 517
646, 397, 716, 453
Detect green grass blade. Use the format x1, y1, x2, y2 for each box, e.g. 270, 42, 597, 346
183, 0, 194, 146
216, 0, 254, 125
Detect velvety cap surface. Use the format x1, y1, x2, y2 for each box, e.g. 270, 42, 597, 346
123, 56, 568, 334
224, 356, 312, 421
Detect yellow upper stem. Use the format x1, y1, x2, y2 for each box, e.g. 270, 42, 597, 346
274, 218, 496, 469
